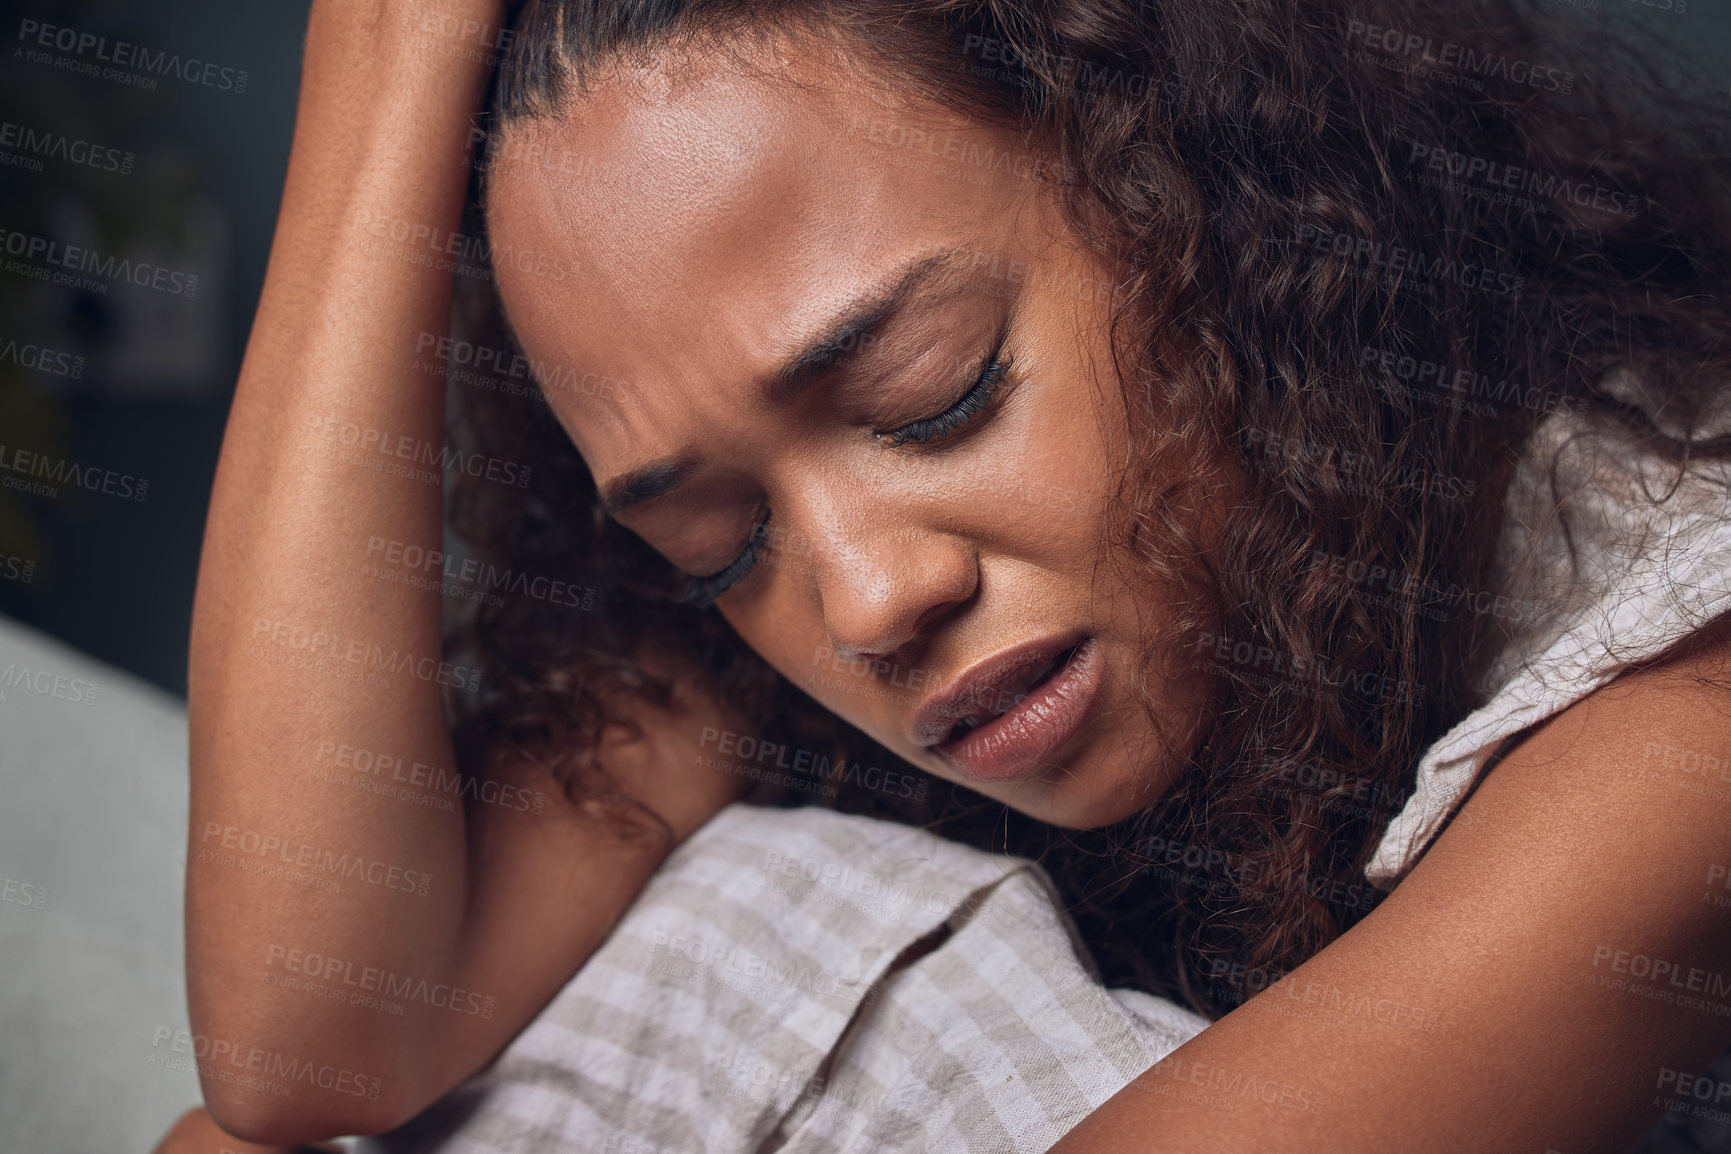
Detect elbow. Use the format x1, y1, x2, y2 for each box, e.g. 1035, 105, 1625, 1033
202, 1081, 417, 1145
184, 970, 439, 1140
192, 1034, 424, 1143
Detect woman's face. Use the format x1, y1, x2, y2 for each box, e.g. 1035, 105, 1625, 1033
486, 40, 1215, 829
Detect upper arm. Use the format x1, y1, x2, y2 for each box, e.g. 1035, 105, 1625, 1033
1053, 621, 1731, 1154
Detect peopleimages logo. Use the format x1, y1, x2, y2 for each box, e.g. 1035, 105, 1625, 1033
248, 616, 484, 693
15, 20, 249, 93
0, 120, 134, 175
0, 226, 199, 297
148, 1026, 380, 1101
696, 726, 929, 802
0, 550, 34, 584
0, 442, 148, 502
413, 332, 631, 402
0, 662, 98, 706
199, 821, 434, 898
1344, 18, 1575, 94
302, 413, 532, 489
1359, 344, 1579, 418
1297, 221, 1525, 299
367, 535, 596, 611
265, 944, 497, 1018
1406, 141, 1641, 217
0, 337, 83, 379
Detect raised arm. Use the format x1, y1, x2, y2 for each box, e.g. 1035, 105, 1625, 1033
1053, 618, 1731, 1153
184, 1, 742, 1144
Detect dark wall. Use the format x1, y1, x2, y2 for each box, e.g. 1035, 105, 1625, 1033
0, 0, 309, 695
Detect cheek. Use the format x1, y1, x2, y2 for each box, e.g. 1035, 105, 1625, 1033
718, 591, 829, 696
985, 367, 1118, 572
724, 601, 913, 749
987, 256, 1129, 568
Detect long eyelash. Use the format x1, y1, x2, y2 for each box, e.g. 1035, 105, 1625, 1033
879, 352, 1013, 448
677, 507, 770, 610
677, 350, 1011, 610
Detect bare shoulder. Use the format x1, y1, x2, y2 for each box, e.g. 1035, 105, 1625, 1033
1052, 614, 1731, 1154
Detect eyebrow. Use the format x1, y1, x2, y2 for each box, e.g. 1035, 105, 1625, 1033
597, 250, 964, 517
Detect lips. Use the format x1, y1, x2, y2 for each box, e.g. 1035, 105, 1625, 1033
915, 635, 1101, 783
911, 635, 1082, 748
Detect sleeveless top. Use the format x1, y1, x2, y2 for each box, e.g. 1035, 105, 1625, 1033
363, 398, 1731, 1154
1370, 384, 1731, 882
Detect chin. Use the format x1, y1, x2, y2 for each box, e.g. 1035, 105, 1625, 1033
991, 750, 1182, 832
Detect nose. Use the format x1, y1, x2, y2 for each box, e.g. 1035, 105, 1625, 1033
800, 500, 978, 662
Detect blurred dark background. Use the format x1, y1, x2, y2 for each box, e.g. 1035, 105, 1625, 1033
0, 0, 308, 694
0, 0, 1729, 698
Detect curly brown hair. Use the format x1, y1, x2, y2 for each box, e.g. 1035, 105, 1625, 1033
442, 0, 1731, 1017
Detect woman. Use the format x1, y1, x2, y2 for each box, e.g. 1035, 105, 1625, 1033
158, 0, 1731, 1150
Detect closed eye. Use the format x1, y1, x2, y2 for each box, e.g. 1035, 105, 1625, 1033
878, 345, 1013, 448
677, 341, 1015, 610
676, 506, 770, 611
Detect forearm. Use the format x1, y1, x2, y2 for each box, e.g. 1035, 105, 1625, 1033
186, 3, 757, 1143
187, 0, 503, 1137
